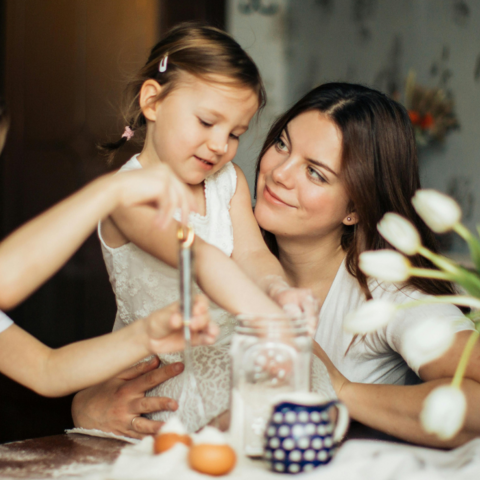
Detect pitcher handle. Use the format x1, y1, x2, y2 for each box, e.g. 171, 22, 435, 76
323, 400, 349, 443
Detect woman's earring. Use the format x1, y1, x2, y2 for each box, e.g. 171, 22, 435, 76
347, 217, 352, 222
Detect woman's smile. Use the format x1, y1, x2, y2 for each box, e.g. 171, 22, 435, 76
263, 184, 295, 208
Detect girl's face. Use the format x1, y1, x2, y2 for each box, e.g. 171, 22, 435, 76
143, 74, 259, 185
255, 111, 352, 241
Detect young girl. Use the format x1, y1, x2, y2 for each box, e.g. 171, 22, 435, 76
98, 23, 318, 432
0, 102, 217, 398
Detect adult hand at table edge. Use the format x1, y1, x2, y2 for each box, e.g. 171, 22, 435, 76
312, 340, 350, 400
71, 357, 184, 440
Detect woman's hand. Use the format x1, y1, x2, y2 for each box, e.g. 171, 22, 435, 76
312, 340, 350, 398
145, 295, 219, 354
71, 357, 183, 440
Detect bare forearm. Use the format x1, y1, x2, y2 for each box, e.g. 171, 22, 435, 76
196, 243, 282, 315
340, 379, 480, 448
0, 174, 121, 309
43, 320, 151, 396
0, 321, 150, 397
234, 249, 286, 293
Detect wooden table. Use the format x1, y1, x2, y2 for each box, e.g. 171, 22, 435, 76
0, 423, 402, 479
0, 434, 124, 478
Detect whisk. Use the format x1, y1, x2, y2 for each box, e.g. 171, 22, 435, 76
176, 224, 206, 431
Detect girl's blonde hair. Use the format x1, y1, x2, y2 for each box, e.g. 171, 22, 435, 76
100, 22, 266, 163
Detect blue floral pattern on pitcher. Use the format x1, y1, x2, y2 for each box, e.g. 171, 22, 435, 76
264, 396, 349, 474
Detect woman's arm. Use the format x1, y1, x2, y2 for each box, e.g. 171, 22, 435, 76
314, 331, 480, 448
0, 297, 215, 397
0, 165, 195, 310
72, 357, 183, 439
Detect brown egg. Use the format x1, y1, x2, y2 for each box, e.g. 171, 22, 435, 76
188, 444, 237, 476
154, 433, 192, 454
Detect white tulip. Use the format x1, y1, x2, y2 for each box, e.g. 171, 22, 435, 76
377, 213, 422, 255
359, 250, 411, 282
344, 299, 397, 334
402, 317, 455, 368
420, 385, 467, 440
412, 189, 462, 233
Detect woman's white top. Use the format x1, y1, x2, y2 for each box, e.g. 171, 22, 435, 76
315, 260, 475, 385
0, 311, 13, 334
99, 155, 238, 432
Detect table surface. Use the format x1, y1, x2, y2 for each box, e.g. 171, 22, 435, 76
0, 423, 403, 479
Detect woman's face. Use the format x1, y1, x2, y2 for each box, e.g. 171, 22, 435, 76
255, 111, 352, 240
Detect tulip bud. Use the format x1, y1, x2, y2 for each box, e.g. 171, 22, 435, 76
412, 189, 462, 233
377, 213, 422, 255
420, 386, 467, 440
402, 317, 455, 368
344, 299, 397, 334
359, 250, 411, 282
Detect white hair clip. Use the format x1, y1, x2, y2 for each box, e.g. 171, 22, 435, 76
159, 56, 168, 73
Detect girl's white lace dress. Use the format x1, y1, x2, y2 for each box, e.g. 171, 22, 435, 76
99, 155, 336, 433
99, 155, 237, 432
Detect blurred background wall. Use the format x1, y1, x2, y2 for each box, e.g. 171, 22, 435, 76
0, 0, 479, 442
230, 0, 480, 254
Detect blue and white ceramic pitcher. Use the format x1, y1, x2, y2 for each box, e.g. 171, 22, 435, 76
264, 392, 349, 474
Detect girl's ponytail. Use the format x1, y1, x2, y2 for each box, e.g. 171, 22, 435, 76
99, 125, 137, 163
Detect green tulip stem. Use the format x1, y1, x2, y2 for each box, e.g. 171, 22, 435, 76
409, 268, 454, 280
418, 246, 480, 296
453, 223, 480, 272
451, 331, 479, 389
418, 246, 462, 274
398, 295, 480, 311
454, 223, 473, 242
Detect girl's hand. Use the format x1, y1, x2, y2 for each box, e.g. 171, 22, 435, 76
145, 295, 219, 354
266, 276, 320, 334
312, 340, 350, 398
116, 163, 197, 227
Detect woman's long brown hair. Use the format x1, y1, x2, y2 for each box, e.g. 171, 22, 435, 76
254, 82, 456, 299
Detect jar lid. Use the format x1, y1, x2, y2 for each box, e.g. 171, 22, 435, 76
234, 314, 309, 335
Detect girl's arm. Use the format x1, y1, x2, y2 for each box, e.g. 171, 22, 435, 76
229, 165, 318, 313
108, 199, 282, 316
0, 297, 216, 397
314, 331, 480, 448
229, 165, 286, 288
0, 164, 195, 310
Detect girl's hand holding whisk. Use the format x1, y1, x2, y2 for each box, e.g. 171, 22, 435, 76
145, 295, 219, 354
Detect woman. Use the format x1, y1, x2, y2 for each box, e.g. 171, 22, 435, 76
253, 82, 479, 448
73, 83, 480, 447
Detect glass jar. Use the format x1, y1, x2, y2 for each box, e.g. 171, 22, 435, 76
229, 314, 311, 457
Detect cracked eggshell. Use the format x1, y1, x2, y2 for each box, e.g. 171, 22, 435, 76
154, 417, 191, 454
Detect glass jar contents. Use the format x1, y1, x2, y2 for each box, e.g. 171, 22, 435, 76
229, 314, 311, 457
